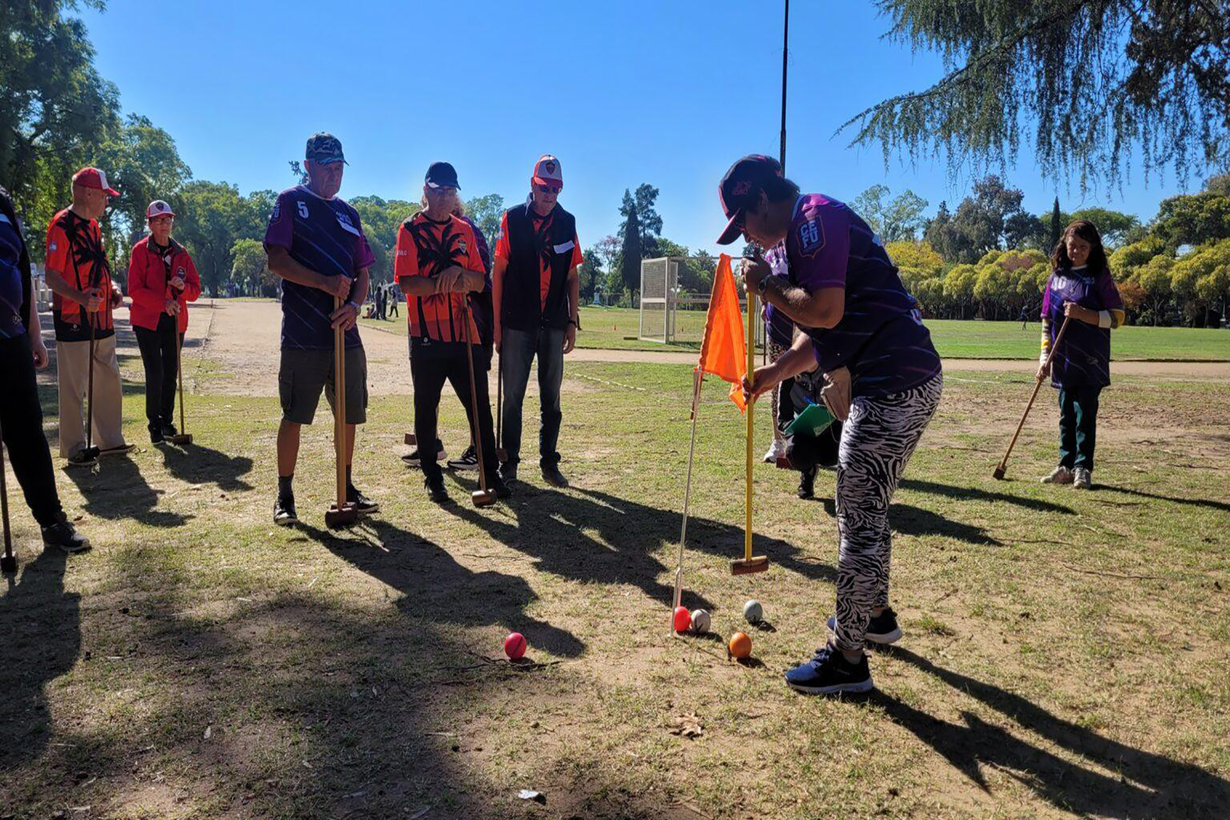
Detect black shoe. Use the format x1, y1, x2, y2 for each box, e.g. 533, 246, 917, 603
41, 515, 91, 554
491, 474, 512, 499
149, 424, 165, 445
447, 445, 479, 471
274, 494, 298, 526
541, 464, 569, 488
99, 443, 136, 457
797, 468, 816, 499
826, 607, 902, 645
347, 485, 379, 514
784, 645, 874, 695
498, 462, 518, 484
402, 440, 447, 468
425, 477, 451, 504
160, 422, 178, 438
66, 450, 98, 468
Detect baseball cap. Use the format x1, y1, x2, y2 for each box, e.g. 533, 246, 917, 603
146, 200, 176, 219
425, 161, 460, 190
531, 155, 563, 190
716, 154, 783, 245
305, 132, 347, 165
73, 167, 119, 197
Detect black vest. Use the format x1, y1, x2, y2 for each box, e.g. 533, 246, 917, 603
501, 202, 576, 331
0, 186, 32, 334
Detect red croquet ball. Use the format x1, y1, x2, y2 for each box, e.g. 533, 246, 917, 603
673, 606, 692, 633
504, 632, 527, 660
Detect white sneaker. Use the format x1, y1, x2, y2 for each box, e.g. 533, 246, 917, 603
1072, 467, 1092, 489
1041, 466, 1073, 484
763, 438, 786, 464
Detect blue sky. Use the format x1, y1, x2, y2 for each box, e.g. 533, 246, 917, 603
79, 1, 1206, 255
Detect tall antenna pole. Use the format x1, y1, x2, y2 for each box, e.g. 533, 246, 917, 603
780, 0, 789, 171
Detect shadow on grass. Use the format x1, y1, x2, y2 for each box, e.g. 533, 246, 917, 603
440, 482, 836, 611
63, 455, 190, 528
872, 646, 1230, 818
901, 478, 1075, 515
158, 440, 254, 493
295, 518, 585, 659
1097, 484, 1230, 514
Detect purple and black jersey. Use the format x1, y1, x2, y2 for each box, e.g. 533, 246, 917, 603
766, 194, 941, 397
1041, 266, 1123, 388
0, 212, 27, 339
264, 185, 375, 351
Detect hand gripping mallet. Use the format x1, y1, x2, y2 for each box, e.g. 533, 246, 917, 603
167, 293, 192, 446
462, 298, 497, 507
1, 415, 17, 575
731, 287, 768, 575
324, 294, 358, 528
993, 314, 1072, 480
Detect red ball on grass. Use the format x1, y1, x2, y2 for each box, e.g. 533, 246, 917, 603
673, 606, 692, 633
504, 632, 527, 660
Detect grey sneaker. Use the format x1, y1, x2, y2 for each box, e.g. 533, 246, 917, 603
1072, 467, 1092, 489
1041, 466, 1073, 485
41, 515, 91, 554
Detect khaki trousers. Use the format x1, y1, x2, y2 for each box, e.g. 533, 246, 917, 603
56, 334, 126, 457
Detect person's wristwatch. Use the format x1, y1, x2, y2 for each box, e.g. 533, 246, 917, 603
346, 300, 359, 313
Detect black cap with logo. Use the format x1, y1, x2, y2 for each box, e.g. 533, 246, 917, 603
425, 161, 460, 190
716, 154, 783, 245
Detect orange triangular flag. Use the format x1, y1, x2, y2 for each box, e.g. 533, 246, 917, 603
697, 254, 747, 411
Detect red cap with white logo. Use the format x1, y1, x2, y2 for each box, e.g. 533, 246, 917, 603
72, 167, 119, 197
531, 155, 563, 190
146, 200, 176, 219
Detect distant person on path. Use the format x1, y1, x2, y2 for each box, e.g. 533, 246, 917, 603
128, 200, 201, 444
1037, 220, 1123, 490
394, 162, 507, 504
492, 155, 583, 488
386, 282, 398, 318
718, 154, 942, 696
43, 167, 133, 466
265, 132, 378, 526
0, 184, 91, 553
1019, 305, 1031, 329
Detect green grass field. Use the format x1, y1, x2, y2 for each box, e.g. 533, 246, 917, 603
3, 339, 1228, 818
360, 306, 1230, 360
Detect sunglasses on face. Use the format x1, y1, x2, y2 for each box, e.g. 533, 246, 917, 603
535, 184, 561, 194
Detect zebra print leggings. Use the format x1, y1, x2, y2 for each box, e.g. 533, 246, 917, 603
832, 373, 943, 652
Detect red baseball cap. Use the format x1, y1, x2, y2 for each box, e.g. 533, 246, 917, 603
532, 155, 563, 190
73, 167, 119, 197
146, 200, 176, 219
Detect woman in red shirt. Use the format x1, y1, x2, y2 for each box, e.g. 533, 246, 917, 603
128, 200, 201, 443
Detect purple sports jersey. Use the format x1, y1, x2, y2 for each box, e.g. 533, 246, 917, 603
264, 185, 375, 350
1041, 266, 1123, 388
765, 194, 941, 397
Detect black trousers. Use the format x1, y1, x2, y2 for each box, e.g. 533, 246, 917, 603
1058, 384, 1101, 471
134, 315, 182, 428
0, 333, 64, 527
411, 345, 497, 484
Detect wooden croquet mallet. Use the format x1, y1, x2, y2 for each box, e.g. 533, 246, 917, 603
1, 414, 16, 575
325, 294, 358, 528
462, 298, 497, 507
731, 287, 768, 575
993, 314, 1072, 480
167, 300, 192, 445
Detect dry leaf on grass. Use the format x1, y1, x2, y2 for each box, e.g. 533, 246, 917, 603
669, 713, 704, 738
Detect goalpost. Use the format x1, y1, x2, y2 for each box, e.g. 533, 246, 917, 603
638, 257, 679, 343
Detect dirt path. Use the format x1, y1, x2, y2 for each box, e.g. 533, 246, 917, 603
179, 300, 1230, 397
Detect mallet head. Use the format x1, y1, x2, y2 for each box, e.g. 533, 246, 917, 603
168, 433, 193, 446
324, 502, 358, 529
730, 556, 769, 576
471, 489, 497, 508
1, 554, 16, 575
992, 465, 1007, 481
404, 433, 417, 447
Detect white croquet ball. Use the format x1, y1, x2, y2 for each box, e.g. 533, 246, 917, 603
743, 599, 763, 624
690, 609, 711, 633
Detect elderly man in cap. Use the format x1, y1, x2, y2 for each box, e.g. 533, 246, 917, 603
492, 155, 583, 488
43, 166, 133, 467
264, 133, 377, 526
0, 183, 92, 553
128, 199, 201, 443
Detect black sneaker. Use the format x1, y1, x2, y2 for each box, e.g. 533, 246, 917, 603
498, 461, 518, 484
447, 445, 479, 471
347, 485, 379, 514
160, 422, 178, 438
66, 450, 98, 468
425, 477, 451, 504
274, 494, 298, 526
41, 515, 91, 554
402, 440, 447, 468
541, 464, 569, 488
797, 468, 816, 499
99, 443, 136, 457
784, 645, 874, 695
490, 474, 512, 499
149, 424, 165, 445
826, 607, 902, 645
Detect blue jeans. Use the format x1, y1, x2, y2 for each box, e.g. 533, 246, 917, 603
500, 326, 565, 468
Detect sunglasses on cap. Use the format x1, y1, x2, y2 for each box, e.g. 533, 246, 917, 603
534, 183, 561, 194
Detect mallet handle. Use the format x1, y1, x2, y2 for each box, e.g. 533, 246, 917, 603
333, 295, 347, 508
1, 415, 13, 562
461, 298, 490, 495
744, 289, 756, 562
996, 315, 1072, 474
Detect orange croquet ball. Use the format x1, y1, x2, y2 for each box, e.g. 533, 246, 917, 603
729, 631, 752, 659
673, 606, 692, 633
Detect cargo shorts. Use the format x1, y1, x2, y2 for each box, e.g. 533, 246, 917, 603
279, 346, 368, 425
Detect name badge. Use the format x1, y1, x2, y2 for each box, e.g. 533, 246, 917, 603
553, 240, 575, 254
335, 211, 361, 237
